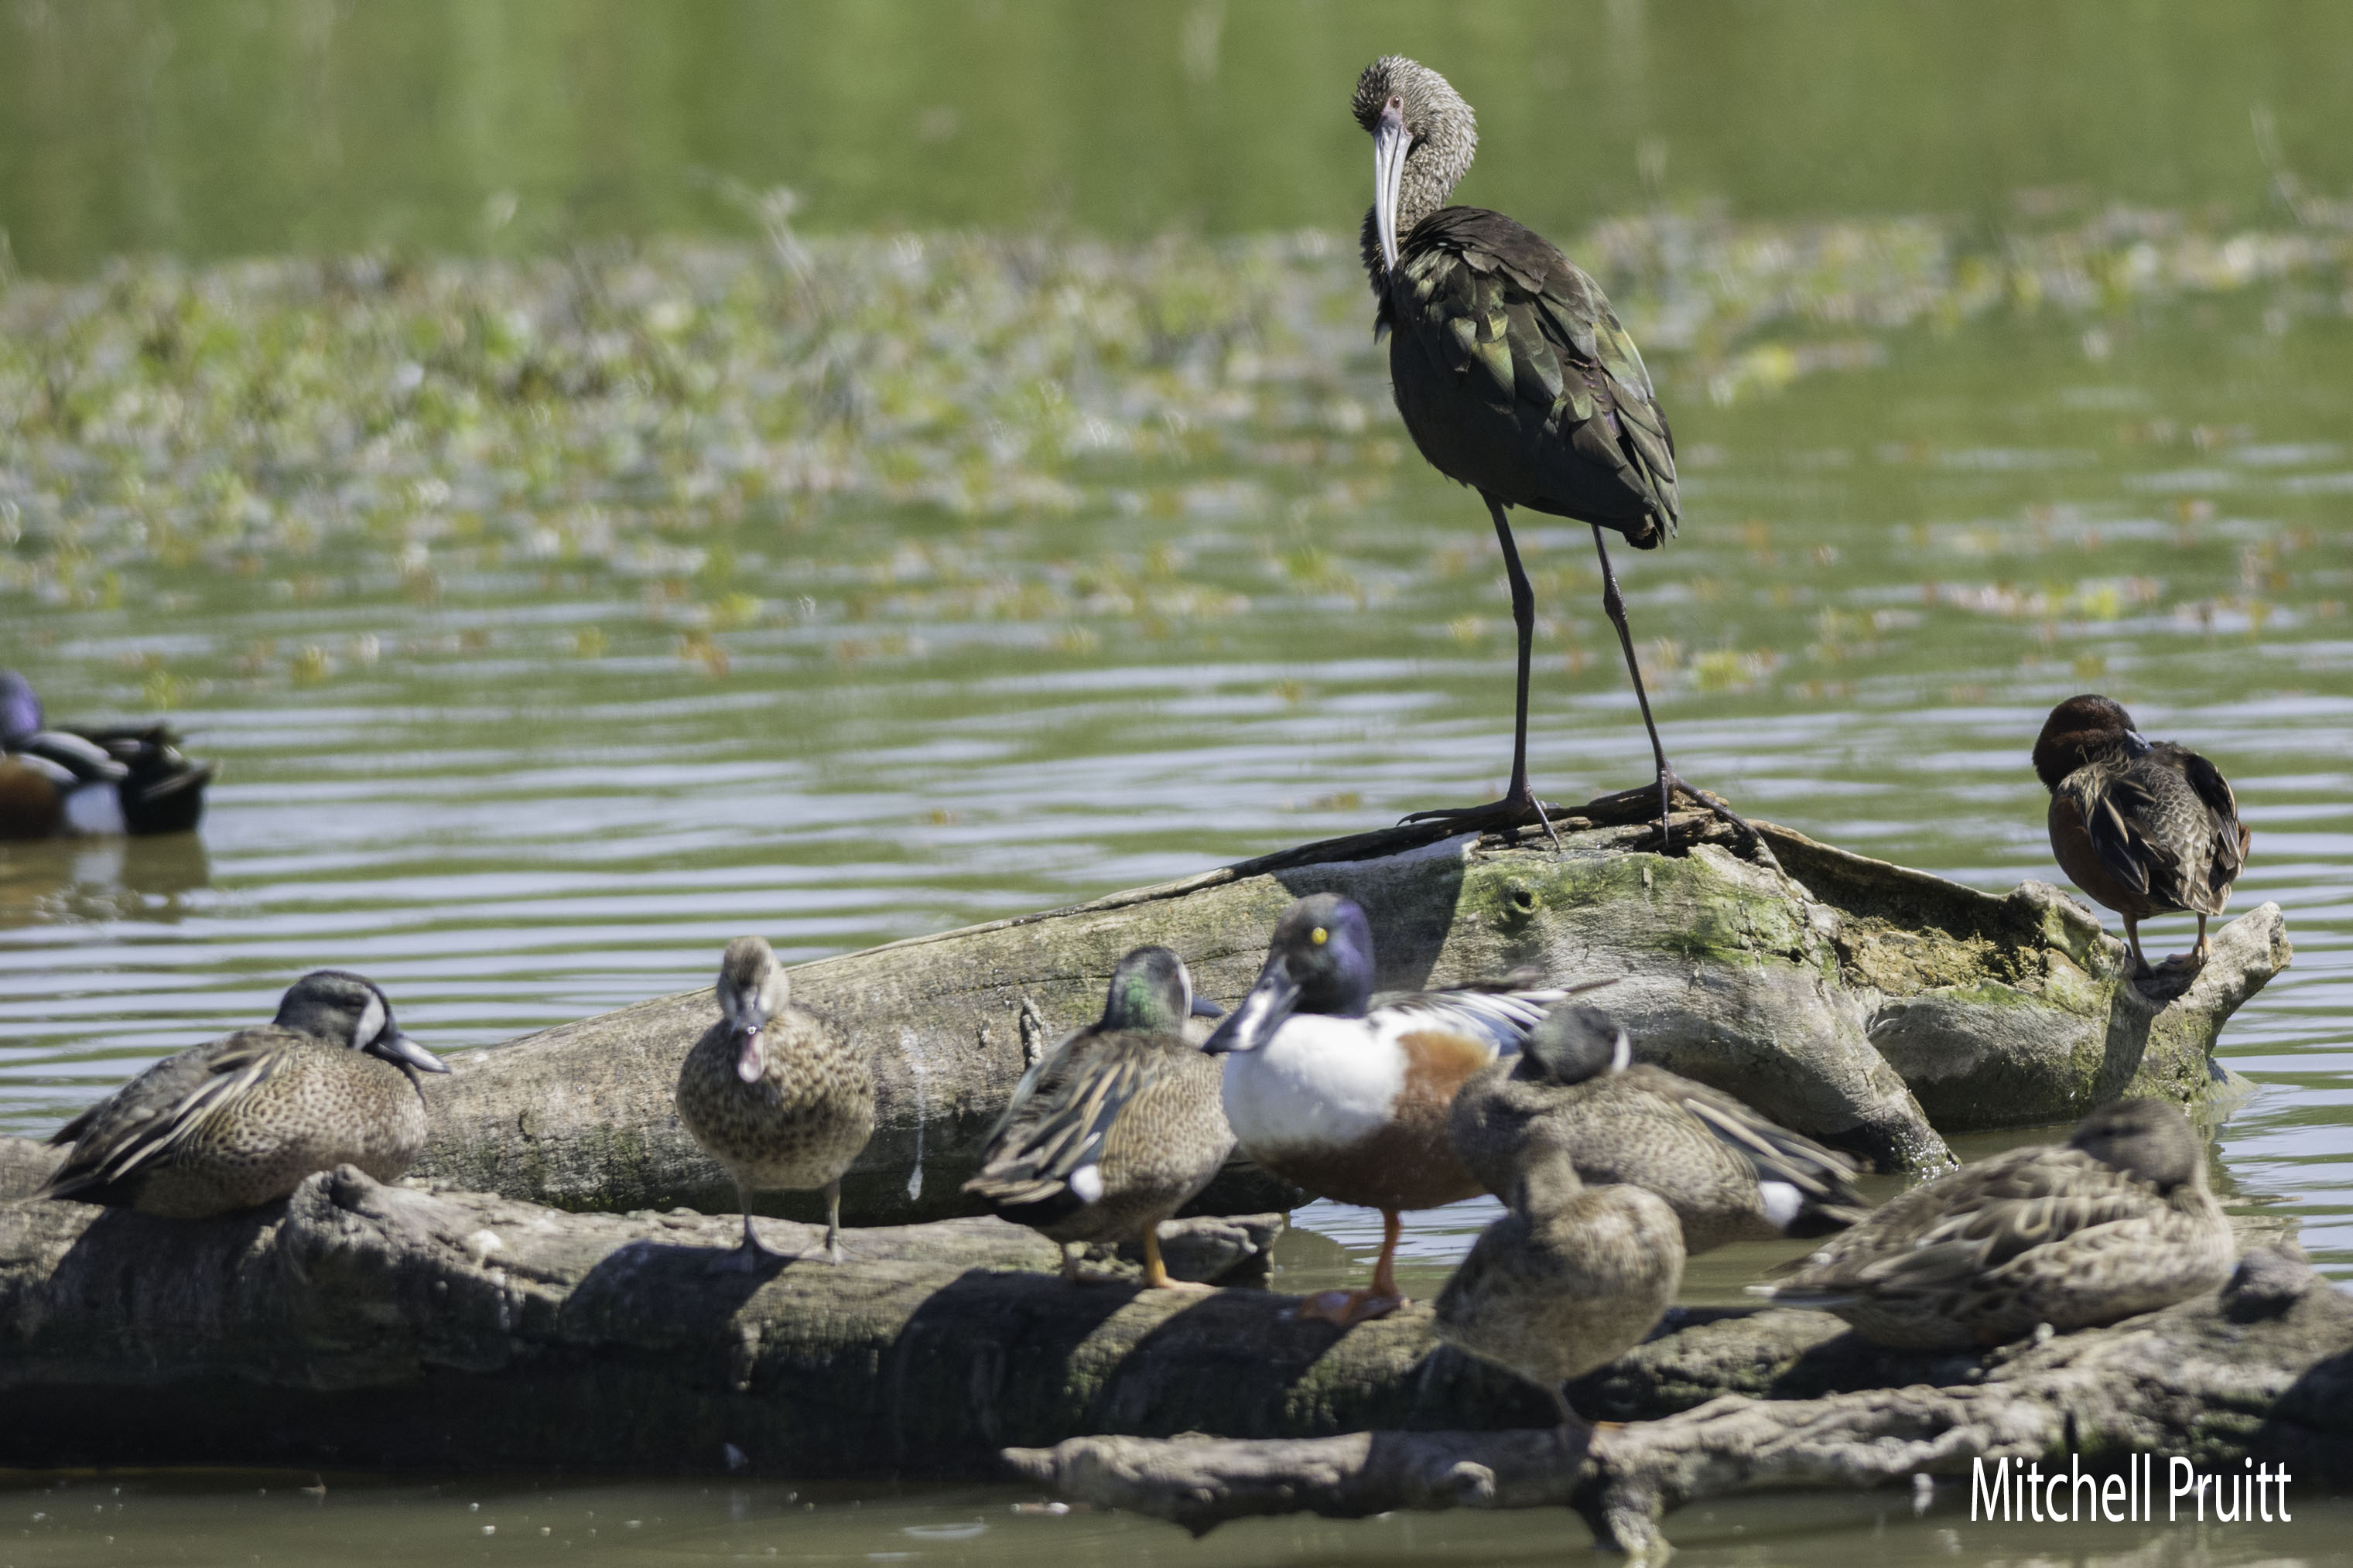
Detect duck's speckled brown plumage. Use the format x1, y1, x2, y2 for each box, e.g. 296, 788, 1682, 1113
1433, 1150, 1683, 1424
1760, 1098, 2234, 1350
963, 947, 1233, 1284
675, 935, 874, 1263
1450, 1004, 1868, 1252
2033, 694, 2249, 970
40, 971, 441, 1218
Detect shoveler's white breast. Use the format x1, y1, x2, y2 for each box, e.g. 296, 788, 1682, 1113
1220, 1013, 1409, 1157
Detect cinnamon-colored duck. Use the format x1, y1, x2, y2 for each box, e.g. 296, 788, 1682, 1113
2032, 694, 2249, 974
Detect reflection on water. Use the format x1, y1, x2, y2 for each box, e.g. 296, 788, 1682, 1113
5, 1471, 2348, 1566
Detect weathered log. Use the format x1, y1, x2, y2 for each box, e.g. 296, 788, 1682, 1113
406, 809, 2285, 1224
4, 1148, 2338, 1551
1004, 1246, 2353, 1556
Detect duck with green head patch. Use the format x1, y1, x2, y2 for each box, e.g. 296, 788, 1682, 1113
0, 670, 214, 840
675, 935, 876, 1269
40, 969, 448, 1218
963, 946, 1233, 1290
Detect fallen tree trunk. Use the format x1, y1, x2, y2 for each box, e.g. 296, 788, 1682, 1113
406, 805, 2286, 1224
4, 1153, 2340, 1553
1004, 1247, 2353, 1557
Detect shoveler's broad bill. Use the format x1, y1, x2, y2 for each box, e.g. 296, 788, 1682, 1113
1350, 57, 1751, 850
675, 935, 876, 1269
0, 670, 214, 840
2032, 694, 2249, 976
1752, 1098, 2234, 1349
1203, 890, 1564, 1325
1450, 1001, 1871, 1253
40, 969, 449, 1218
964, 945, 1234, 1290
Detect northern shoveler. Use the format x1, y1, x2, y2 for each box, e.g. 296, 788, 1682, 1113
1432, 1147, 1683, 1430
1204, 891, 1562, 1324
39, 969, 450, 1218
1753, 1098, 2234, 1350
0, 671, 214, 840
1450, 1001, 1869, 1252
675, 935, 876, 1268
2033, 693, 2249, 974
963, 945, 1233, 1290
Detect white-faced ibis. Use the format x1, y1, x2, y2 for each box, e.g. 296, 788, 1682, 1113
1352, 56, 1744, 845
2031, 693, 2250, 975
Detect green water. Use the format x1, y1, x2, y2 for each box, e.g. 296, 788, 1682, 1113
5, 3, 2353, 1562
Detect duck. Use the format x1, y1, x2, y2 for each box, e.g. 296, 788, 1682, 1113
675, 934, 876, 1268
39, 969, 450, 1218
963, 945, 1233, 1290
1450, 1001, 1869, 1252
1753, 1098, 2235, 1350
1432, 1148, 1683, 1430
2032, 693, 2249, 975
1203, 891, 1563, 1324
0, 670, 214, 840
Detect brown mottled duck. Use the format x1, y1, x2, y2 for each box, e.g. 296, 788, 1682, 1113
675, 935, 876, 1269
39, 969, 449, 1218
2032, 694, 2249, 975
963, 945, 1233, 1290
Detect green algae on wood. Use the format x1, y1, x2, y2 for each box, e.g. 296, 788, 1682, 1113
406, 811, 2285, 1224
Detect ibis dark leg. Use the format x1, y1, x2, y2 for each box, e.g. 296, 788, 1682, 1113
1590, 524, 1753, 849
1400, 497, 1561, 845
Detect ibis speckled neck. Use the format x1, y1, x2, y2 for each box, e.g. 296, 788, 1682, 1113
1353, 55, 1478, 294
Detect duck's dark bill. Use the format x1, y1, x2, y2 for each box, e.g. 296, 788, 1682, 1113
1201, 958, 1298, 1055
1188, 994, 1226, 1020
373, 1030, 451, 1074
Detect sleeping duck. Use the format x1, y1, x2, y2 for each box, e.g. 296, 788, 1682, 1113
0, 671, 214, 839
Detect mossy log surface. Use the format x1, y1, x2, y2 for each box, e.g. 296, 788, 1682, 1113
1, 1147, 2341, 1549
1006, 1246, 2353, 1557
405, 810, 2286, 1222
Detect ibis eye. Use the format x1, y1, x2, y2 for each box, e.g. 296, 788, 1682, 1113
1311, 927, 1329, 945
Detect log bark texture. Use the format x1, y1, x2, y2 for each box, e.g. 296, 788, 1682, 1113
403, 811, 2286, 1224
3, 1149, 2340, 1561
1004, 1246, 2353, 1557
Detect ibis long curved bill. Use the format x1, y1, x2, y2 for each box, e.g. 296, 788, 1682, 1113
1373, 99, 1411, 275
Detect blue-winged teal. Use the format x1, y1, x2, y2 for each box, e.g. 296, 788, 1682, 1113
1204, 892, 1562, 1325
2033, 694, 2249, 974
1433, 1148, 1683, 1430
963, 945, 1233, 1290
1451, 1002, 1869, 1252
39, 970, 449, 1218
675, 935, 875, 1268
0, 671, 214, 840
1756, 1098, 2234, 1349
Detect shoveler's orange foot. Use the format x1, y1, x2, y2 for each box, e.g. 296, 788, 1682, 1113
1290, 1287, 1406, 1326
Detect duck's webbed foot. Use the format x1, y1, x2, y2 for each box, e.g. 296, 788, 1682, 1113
710, 1228, 794, 1273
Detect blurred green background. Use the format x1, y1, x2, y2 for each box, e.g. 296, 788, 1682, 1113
5, 0, 2349, 273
